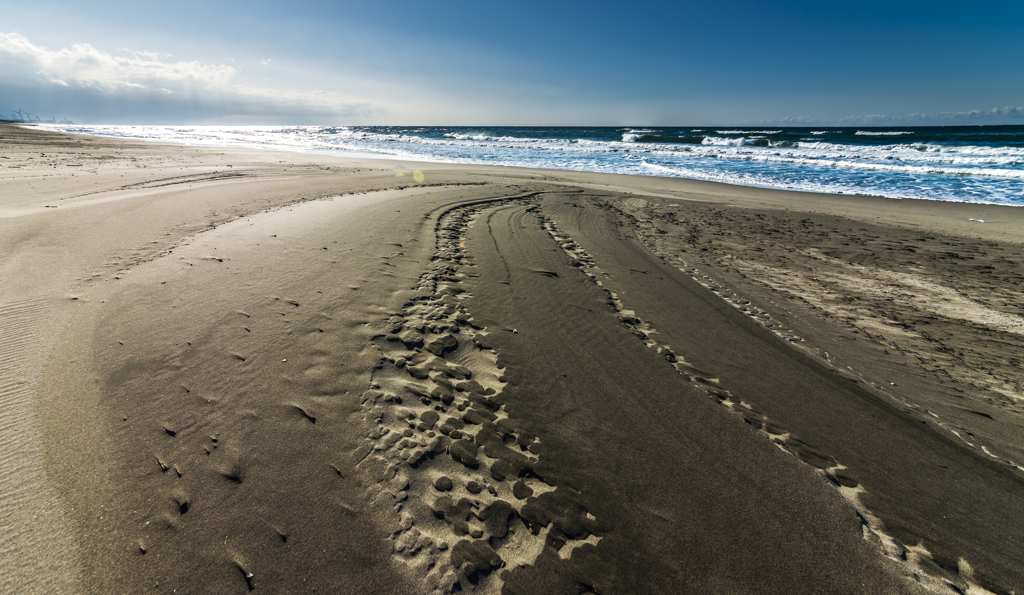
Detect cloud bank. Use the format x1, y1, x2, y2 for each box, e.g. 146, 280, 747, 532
763, 107, 1024, 127
0, 32, 376, 123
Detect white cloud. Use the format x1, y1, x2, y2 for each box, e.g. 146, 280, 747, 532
0, 32, 377, 121
889, 106, 1024, 123
36, 70, 68, 86
762, 107, 1024, 126
1, 32, 236, 92
118, 48, 165, 61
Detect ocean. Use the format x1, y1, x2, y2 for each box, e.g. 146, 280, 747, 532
37, 124, 1024, 206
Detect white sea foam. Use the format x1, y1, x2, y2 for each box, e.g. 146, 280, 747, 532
444, 132, 496, 141
34, 124, 1024, 207
701, 136, 757, 147
55, 125, 1020, 173
621, 129, 659, 142
855, 130, 914, 136
639, 160, 856, 196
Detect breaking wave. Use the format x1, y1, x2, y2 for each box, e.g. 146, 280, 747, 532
35, 123, 1024, 206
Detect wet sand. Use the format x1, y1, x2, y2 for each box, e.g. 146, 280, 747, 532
2, 124, 1023, 594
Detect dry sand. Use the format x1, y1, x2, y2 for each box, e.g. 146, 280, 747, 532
2, 124, 1022, 594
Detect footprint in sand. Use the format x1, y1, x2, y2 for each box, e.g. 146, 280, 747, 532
359, 199, 601, 594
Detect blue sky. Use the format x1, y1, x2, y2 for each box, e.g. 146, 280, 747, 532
1, 0, 1022, 125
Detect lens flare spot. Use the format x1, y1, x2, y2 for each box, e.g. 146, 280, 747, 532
395, 172, 405, 177
413, 170, 424, 183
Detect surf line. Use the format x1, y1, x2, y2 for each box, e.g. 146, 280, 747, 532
537, 211, 990, 595
360, 195, 600, 595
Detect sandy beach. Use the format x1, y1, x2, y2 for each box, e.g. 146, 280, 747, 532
2, 123, 1023, 594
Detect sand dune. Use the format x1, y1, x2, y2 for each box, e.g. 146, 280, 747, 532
2, 124, 1023, 594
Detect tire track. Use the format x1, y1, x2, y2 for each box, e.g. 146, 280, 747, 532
537, 213, 994, 595
360, 198, 600, 595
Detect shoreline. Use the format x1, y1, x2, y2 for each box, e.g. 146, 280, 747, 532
2, 124, 1022, 594
26, 123, 1024, 211
13, 124, 1024, 246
